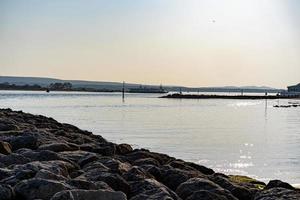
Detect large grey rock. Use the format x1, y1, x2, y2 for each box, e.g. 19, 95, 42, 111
14, 178, 72, 200
50, 189, 127, 200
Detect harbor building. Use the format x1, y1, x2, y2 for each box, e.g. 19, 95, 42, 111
287, 83, 300, 93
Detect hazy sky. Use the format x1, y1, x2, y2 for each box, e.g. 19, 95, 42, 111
1, 0, 299, 88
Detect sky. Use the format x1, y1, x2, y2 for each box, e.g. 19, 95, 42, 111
0, 0, 300, 88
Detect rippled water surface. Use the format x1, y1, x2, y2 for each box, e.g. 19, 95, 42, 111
1, 90, 300, 184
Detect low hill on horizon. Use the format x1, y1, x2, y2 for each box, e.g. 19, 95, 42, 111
0, 76, 284, 93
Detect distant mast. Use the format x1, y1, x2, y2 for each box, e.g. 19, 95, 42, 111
122, 81, 125, 100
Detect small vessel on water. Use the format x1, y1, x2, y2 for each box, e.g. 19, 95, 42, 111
128, 84, 167, 94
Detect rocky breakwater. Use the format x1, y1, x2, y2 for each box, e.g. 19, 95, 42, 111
0, 108, 299, 200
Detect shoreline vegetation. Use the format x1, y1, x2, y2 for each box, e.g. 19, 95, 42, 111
0, 109, 299, 199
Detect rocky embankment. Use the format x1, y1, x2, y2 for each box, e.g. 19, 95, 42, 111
0, 109, 299, 200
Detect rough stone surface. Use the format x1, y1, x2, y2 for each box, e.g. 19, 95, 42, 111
265, 179, 295, 190
50, 189, 127, 200
0, 184, 15, 200
254, 187, 300, 200
14, 178, 72, 200
0, 108, 298, 200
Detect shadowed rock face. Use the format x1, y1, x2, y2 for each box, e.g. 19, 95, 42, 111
0, 108, 299, 200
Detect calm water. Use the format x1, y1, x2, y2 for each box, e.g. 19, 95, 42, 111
1, 90, 300, 185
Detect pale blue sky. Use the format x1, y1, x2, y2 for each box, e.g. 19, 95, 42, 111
1, 0, 300, 88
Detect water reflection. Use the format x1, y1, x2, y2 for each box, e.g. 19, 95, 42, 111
0, 90, 299, 184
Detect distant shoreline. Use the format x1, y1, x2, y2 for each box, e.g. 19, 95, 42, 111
161, 93, 300, 100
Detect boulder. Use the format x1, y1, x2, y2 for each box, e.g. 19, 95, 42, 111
78, 154, 99, 168
94, 157, 132, 174
2, 169, 37, 186
66, 179, 112, 190
14, 178, 72, 200
35, 169, 68, 181
82, 162, 109, 172
129, 178, 180, 200
8, 134, 38, 150
254, 187, 300, 200
185, 162, 215, 175
21, 150, 65, 162
38, 143, 79, 152
93, 143, 116, 156
0, 153, 31, 167
0, 141, 12, 155
125, 149, 174, 165
50, 189, 127, 200
140, 165, 163, 180
0, 168, 13, 181
265, 179, 295, 190
0, 184, 15, 200
133, 158, 160, 167
186, 189, 236, 200
122, 166, 154, 181
116, 143, 133, 155
94, 181, 114, 191
210, 174, 255, 200
12, 160, 78, 178
0, 119, 18, 131
159, 165, 203, 191
79, 171, 130, 194
59, 150, 98, 164
176, 178, 237, 200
